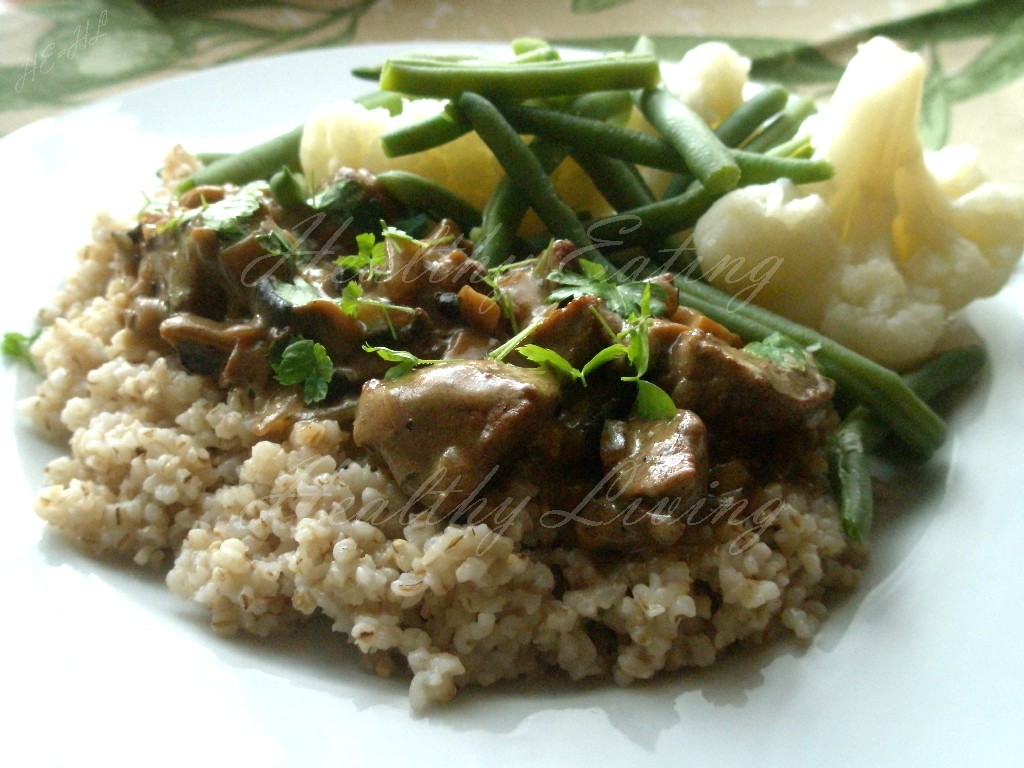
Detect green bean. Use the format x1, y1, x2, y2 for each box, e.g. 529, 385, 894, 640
380, 107, 470, 158
353, 89, 406, 116
375, 170, 482, 232
589, 181, 716, 247
178, 125, 303, 193
456, 92, 592, 250
380, 54, 661, 100
352, 53, 488, 82
631, 35, 657, 57
902, 345, 987, 402
733, 151, 833, 185
473, 90, 639, 267
562, 90, 634, 123
511, 37, 550, 55
766, 135, 813, 159
509, 39, 560, 63
639, 88, 740, 194
742, 95, 816, 154
571, 152, 654, 211
671, 276, 947, 456
269, 166, 308, 209
714, 85, 790, 147
475, 139, 568, 267
351, 65, 384, 82
497, 103, 683, 171
659, 86, 789, 200
830, 345, 986, 541
194, 152, 231, 165
828, 421, 876, 543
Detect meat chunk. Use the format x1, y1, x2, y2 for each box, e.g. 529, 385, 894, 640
600, 409, 709, 502
352, 361, 560, 514
515, 295, 621, 368
655, 327, 834, 433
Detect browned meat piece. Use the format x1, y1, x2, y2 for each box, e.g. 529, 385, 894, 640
515, 295, 621, 368
600, 409, 709, 501
655, 327, 834, 433
352, 361, 560, 514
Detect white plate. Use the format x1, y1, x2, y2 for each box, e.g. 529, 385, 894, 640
2, 43, 1022, 768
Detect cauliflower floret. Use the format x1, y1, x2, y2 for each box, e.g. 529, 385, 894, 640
694, 36, 1024, 370
661, 42, 750, 127
300, 98, 606, 234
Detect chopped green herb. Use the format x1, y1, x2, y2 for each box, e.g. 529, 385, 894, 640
362, 343, 456, 379
581, 342, 629, 378
516, 344, 583, 381
487, 315, 546, 361
257, 228, 303, 264
2, 329, 41, 371
335, 231, 387, 274
338, 281, 416, 338
271, 338, 333, 404
196, 183, 266, 239
272, 277, 321, 306
633, 379, 677, 420
159, 182, 267, 239
547, 264, 667, 318
744, 331, 810, 371
313, 176, 387, 235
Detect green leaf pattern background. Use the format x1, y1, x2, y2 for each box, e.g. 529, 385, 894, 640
1, 0, 1022, 155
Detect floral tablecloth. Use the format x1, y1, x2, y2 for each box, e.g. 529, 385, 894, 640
2, 0, 1023, 176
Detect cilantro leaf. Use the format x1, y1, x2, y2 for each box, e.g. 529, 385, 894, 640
633, 380, 677, 420
257, 228, 302, 264
744, 332, 809, 371
2, 329, 40, 371
516, 344, 583, 381
161, 182, 267, 239
197, 183, 266, 239
272, 277, 322, 306
313, 176, 387, 235
581, 343, 629, 378
271, 338, 333, 404
362, 343, 426, 379
338, 281, 365, 319
335, 231, 387, 274
547, 269, 668, 318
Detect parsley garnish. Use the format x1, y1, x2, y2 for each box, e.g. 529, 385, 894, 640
335, 232, 387, 274
2, 329, 41, 371
516, 344, 583, 381
744, 332, 809, 371
271, 338, 333, 404
361, 344, 456, 379
160, 182, 267, 239
271, 277, 321, 306
257, 228, 304, 265
633, 380, 677, 420
547, 259, 668, 318
337, 281, 416, 339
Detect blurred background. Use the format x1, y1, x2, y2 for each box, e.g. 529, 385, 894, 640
1, 0, 1022, 176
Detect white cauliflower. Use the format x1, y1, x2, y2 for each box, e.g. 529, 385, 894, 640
660, 41, 750, 127
300, 97, 606, 234
694, 36, 1024, 370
